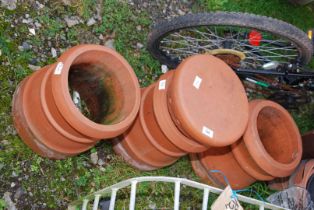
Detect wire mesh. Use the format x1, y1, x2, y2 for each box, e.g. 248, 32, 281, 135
68, 176, 289, 210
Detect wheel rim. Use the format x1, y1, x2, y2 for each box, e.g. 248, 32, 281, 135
157, 25, 302, 69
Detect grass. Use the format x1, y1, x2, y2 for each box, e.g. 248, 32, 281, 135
0, 0, 314, 209
197, 0, 314, 30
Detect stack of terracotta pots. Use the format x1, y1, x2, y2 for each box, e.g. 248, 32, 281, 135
12, 45, 141, 159
113, 54, 250, 170
12, 44, 303, 190
111, 53, 302, 190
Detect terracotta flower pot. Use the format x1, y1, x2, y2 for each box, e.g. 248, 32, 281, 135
167, 54, 249, 147
240, 99, 302, 178
113, 86, 181, 170
301, 131, 314, 159
12, 44, 141, 159
198, 146, 256, 190
153, 71, 208, 153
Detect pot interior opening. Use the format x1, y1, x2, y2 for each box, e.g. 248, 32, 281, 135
256, 106, 299, 164
68, 51, 137, 125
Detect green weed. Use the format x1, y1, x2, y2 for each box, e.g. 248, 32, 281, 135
0, 199, 6, 210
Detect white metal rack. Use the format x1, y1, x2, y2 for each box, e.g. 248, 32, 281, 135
68, 176, 289, 210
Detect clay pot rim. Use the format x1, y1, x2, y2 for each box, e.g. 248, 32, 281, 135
50, 44, 141, 139
168, 54, 249, 147
244, 99, 302, 177
153, 71, 208, 153
140, 84, 185, 157
40, 64, 95, 144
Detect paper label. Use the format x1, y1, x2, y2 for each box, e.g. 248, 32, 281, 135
202, 126, 214, 139
54, 62, 64, 75
211, 185, 243, 210
159, 79, 166, 90
193, 75, 202, 89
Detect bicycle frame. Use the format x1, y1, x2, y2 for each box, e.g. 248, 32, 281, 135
236, 68, 314, 78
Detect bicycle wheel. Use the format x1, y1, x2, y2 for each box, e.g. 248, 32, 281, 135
147, 12, 313, 69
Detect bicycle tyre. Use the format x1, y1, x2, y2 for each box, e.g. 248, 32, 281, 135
147, 12, 313, 69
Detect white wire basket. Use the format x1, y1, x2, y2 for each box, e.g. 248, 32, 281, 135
68, 176, 289, 210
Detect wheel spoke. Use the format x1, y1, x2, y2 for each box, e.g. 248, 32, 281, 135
158, 24, 301, 69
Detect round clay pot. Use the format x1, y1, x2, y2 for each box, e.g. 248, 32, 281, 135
301, 131, 314, 159
243, 99, 302, 177
12, 44, 141, 159
112, 86, 180, 170
153, 71, 208, 153
198, 146, 256, 190
167, 54, 249, 147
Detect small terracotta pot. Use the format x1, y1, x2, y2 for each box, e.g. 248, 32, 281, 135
12, 45, 141, 159
301, 131, 314, 159
242, 99, 302, 177
167, 54, 249, 147
198, 146, 256, 190
113, 86, 180, 170
153, 71, 208, 153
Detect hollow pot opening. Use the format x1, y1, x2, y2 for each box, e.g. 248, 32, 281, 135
244, 100, 302, 177
51, 45, 141, 139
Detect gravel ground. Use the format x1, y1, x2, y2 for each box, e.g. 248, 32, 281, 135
0, 1, 199, 209
129, 0, 197, 23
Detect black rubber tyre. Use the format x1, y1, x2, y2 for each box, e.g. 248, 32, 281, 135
147, 12, 313, 68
